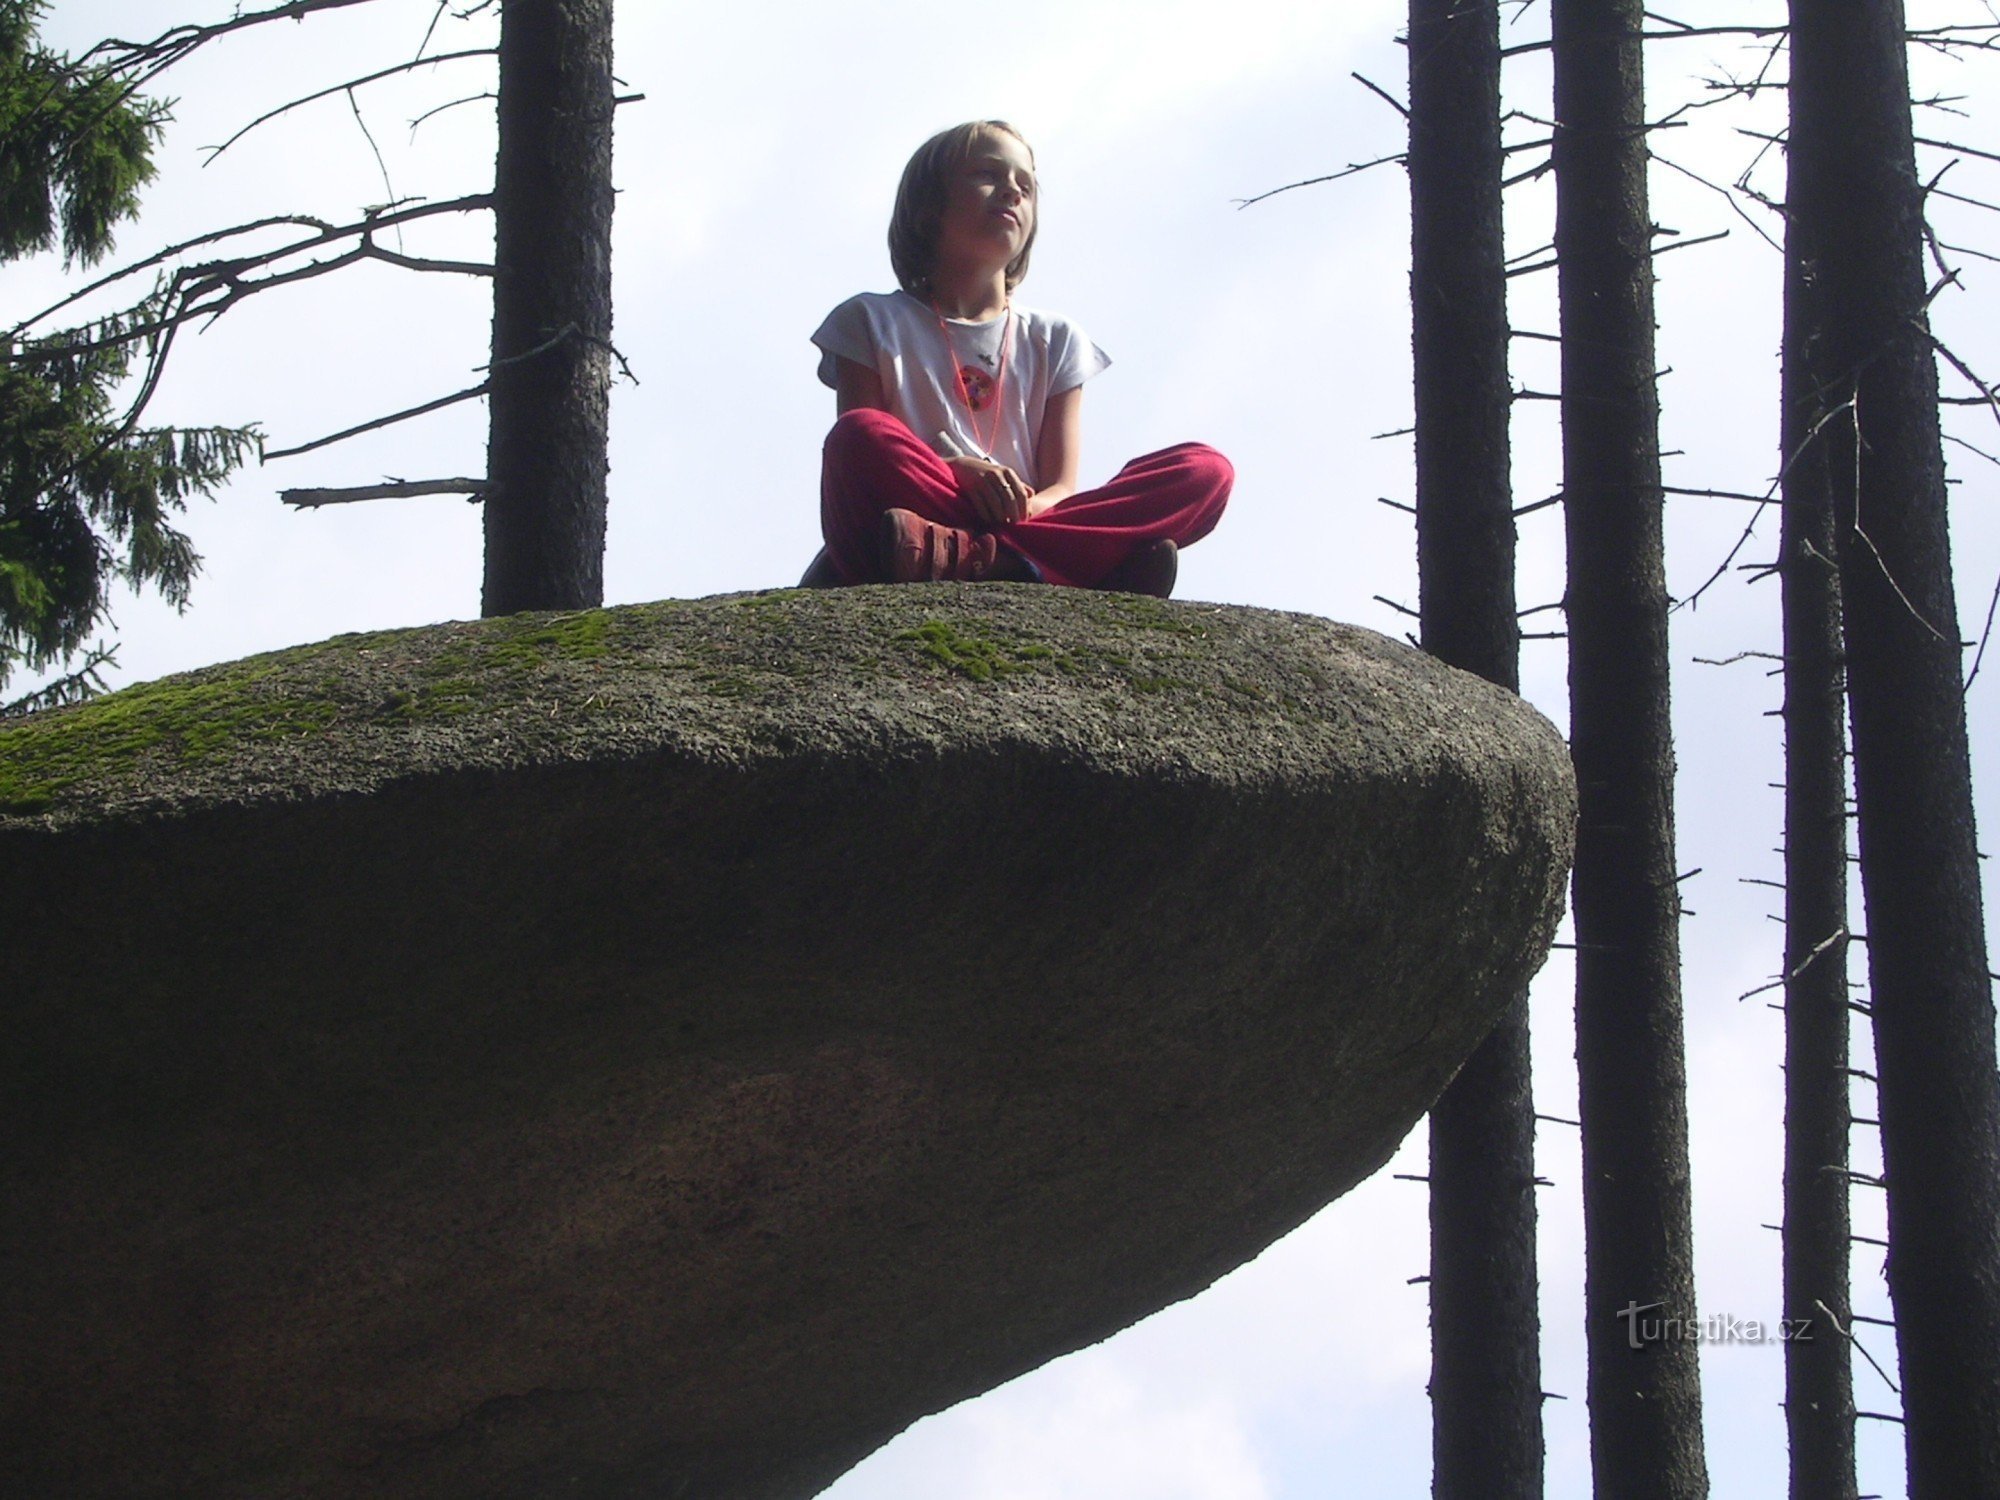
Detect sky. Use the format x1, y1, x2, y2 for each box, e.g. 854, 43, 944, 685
13, 2, 2000, 1496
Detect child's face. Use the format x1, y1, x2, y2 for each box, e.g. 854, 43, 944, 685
936, 129, 1036, 275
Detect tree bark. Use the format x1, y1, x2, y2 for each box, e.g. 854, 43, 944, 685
1409, 3, 1544, 1495
1777, 100, 1858, 1500
1788, 4, 2000, 1494
1550, 3, 1707, 1495
481, 0, 615, 617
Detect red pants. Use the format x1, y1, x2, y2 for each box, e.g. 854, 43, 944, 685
819, 408, 1232, 587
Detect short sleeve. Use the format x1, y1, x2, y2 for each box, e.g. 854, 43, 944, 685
1046, 316, 1112, 395
811, 296, 877, 389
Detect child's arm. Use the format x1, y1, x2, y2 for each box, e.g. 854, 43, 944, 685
833, 356, 890, 414
1025, 385, 1084, 516
959, 385, 1083, 525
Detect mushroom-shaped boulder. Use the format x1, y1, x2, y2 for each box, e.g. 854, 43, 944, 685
0, 586, 1573, 1499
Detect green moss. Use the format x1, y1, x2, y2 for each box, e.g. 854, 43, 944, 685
480, 609, 615, 670
0, 592, 1300, 817
1102, 595, 1209, 636
0, 670, 340, 813
697, 671, 759, 699
894, 620, 1059, 682
0, 609, 638, 814
394, 676, 486, 718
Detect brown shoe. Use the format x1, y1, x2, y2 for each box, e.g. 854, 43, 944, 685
1098, 538, 1177, 598
880, 509, 1039, 583
797, 547, 841, 588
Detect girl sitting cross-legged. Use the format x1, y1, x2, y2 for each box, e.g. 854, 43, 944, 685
802, 119, 1232, 598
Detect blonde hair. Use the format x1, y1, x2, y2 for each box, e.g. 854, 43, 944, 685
888, 120, 1038, 297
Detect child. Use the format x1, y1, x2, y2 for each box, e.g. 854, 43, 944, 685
803, 120, 1232, 597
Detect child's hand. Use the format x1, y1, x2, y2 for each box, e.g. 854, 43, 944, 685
947, 455, 1036, 527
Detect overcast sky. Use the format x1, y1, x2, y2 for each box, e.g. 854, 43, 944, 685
16, 2, 2000, 1496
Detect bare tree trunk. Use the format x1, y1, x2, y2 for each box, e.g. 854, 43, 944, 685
1549, 3, 1706, 1495
1409, 2, 1543, 1494
481, 0, 615, 617
1788, 4, 2000, 1494
1777, 109, 1858, 1500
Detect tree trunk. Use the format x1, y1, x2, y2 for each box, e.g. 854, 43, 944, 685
481, 0, 615, 617
1788, 4, 2000, 1494
1409, 2, 1544, 1494
1776, 105, 1857, 1500
1549, 3, 1707, 1495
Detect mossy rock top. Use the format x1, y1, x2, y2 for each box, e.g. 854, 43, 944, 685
2, 584, 1545, 828
2, 586, 1574, 1500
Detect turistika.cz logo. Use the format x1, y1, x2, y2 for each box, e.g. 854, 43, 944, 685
1616, 1301, 1816, 1349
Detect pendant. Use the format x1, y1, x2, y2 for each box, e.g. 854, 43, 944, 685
958, 365, 996, 412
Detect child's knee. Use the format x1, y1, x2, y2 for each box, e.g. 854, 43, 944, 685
1176, 442, 1234, 505
824, 405, 907, 458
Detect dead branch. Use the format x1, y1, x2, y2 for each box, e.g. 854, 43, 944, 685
1680, 399, 1859, 611
1915, 134, 2000, 167
1651, 153, 1784, 252
1852, 518, 1954, 644
347, 92, 397, 224
1965, 566, 2000, 691
1937, 237, 2000, 264
1667, 484, 1787, 504
1351, 71, 1409, 119
10, 213, 334, 335
417, 0, 452, 60
368, 246, 494, 276
1694, 650, 1785, 666
1930, 183, 2000, 214
1914, 93, 1973, 118
411, 90, 497, 135
263, 382, 490, 462
9, 195, 495, 348
481, 322, 636, 384
1503, 23, 1788, 59
1815, 1300, 1903, 1396
1234, 153, 1405, 208
1931, 335, 2000, 429
281, 477, 488, 507
1652, 40, 1790, 128
77, 0, 392, 92
203, 48, 495, 165
1652, 227, 1731, 258
1944, 432, 2000, 466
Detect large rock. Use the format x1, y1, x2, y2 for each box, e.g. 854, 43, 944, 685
0, 586, 1573, 1499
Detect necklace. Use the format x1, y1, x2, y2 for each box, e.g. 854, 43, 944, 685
931, 299, 1014, 459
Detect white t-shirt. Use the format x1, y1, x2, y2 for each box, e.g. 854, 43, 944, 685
813, 289, 1111, 483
